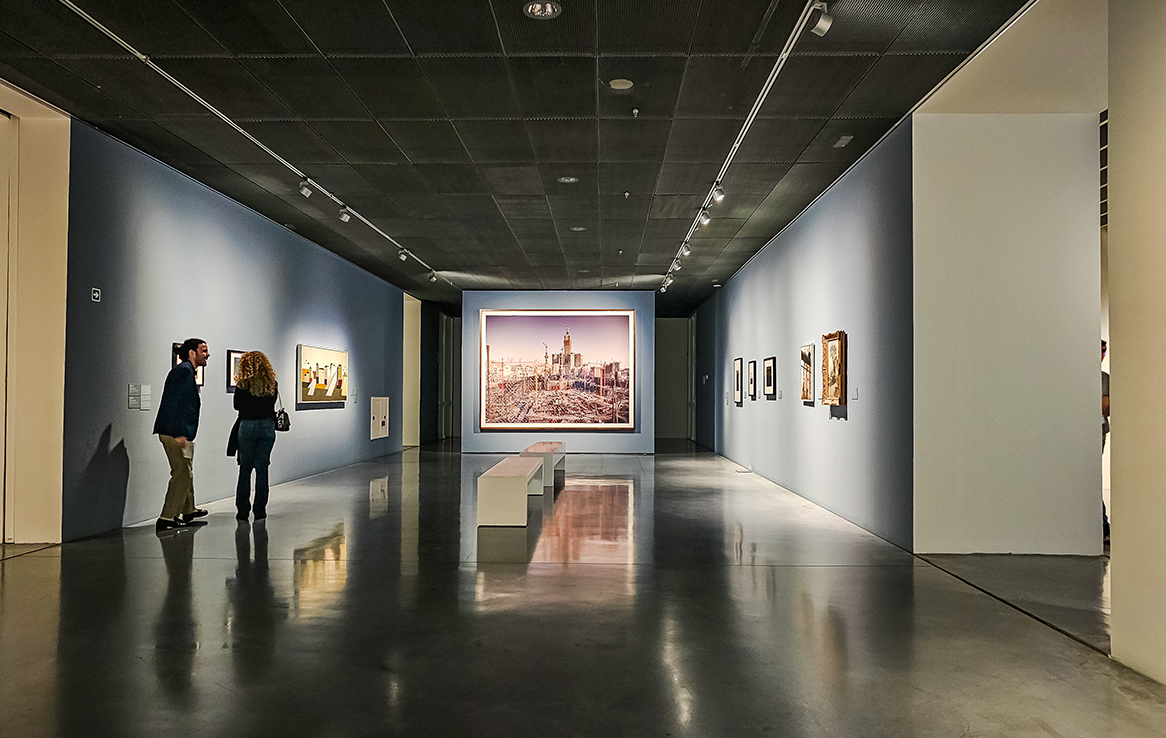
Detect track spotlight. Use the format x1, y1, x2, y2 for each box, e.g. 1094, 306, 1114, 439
663, 275, 674, 286
681, 242, 691, 257
429, 271, 438, 283
298, 180, 312, 198
339, 207, 351, 223
809, 1, 833, 36
711, 185, 725, 203
660, 285, 667, 293
698, 210, 711, 226
398, 248, 408, 261
673, 259, 682, 271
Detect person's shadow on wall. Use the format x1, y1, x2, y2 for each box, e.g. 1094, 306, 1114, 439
63, 425, 129, 540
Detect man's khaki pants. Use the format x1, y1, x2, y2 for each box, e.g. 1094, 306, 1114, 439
158, 435, 196, 520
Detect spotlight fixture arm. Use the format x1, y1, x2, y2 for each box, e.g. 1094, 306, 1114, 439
663, 0, 830, 287
56, 0, 454, 291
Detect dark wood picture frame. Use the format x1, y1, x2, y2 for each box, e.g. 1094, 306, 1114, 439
763, 356, 777, 399
800, 343, 814, 404
226, 349, 246, 393
733, 357, 743, 406
748, 360, 757, 400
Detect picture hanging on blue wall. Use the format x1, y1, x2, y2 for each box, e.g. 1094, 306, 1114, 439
763, 356, 777, 399
733, 357, 743, 406
748, 360, 757, 400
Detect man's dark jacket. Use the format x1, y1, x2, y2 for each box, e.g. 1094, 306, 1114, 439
153, 361, 201, 440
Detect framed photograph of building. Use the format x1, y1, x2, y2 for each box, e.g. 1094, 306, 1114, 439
172, 342, 204, 387
226, 349, 246, 393
298, 344, 349, 404
479, 309, 635, 430
748, 360, 757, 400
822, 331, 847, 406
763, 356, 777, 399
733, 357, 743, 406
800, 343, 814, 404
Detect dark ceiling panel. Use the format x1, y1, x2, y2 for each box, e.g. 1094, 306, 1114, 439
80, 0, 230, 56
692, 218, 745, 239
598, 162, 660, 196
688, 0, 802, 54
378, 120, 470, 163
509, 219, 559, 240
733, 118, 826, 162
643, 218, 693, 240
0, 58, 138, 119
601, 194, 652, 221
493, 0, 595, 54
330, 58, 445, 118
600, 119, 671, 162
650, 195, 703, 220
456, 119, 535, 162
528, 119, 597, 162
239, 121, 343, 163
596, 0, 702, 53
675, 56, 778, 117
383, 0, 502, 54
161, 58, 294, 118
795, 0, 918, 54
0, 30, 35, 57
664, 119, 742, 163
170, 0, 315, 55
797, 118, 898, 162
538, 163, 599, 194
495, 196, 553, 220
0, 1, 125, 55
834, 54, 963, 118
157, 115, 272, 164
91, 119, 215, 164
720, 162, 794, 194
308, 121, 406, 164
280, 0, 410, 55
547, 194, 600, 220
389, 192, 454, 219
416, 164, 490, 194
419, 57, 521, 117
891, 0, 1025, 53
509, 57, 595, 118
442, 194, 502, 217
482, 165, 544, 195
240, 57, 369, 119
54, 58, 205, 117
656, 162, 719, 195
758, 55, 878, 117
597, 57, 685, 118
355, 164, 434, 195
749, 160, 852, 224
712, 193, 767, 220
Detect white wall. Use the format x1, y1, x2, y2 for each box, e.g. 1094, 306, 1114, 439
913, 113, 1100, 554
1109, 0, 1166, 688
654, 318, 689, 439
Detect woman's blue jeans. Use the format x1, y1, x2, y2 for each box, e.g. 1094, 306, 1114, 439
236, 418, 276, 519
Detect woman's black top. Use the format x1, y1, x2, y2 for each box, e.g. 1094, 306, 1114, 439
234, 385, 277, 420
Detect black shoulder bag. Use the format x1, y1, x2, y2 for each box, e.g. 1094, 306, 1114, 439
275, 390, 291, 432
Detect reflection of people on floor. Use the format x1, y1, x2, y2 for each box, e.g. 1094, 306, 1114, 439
1102, 340, 1110, 544
226, 521, 285, 683
154, 525, 203, 707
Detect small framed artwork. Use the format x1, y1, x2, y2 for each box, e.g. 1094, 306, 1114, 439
733, 357, 743, 406
226, 350, 246, 393
748, 360, 757, 400
172, 342, 204, 386
800, 343, 814, 405
822, 330, 847, 406
763, 356, 777, 399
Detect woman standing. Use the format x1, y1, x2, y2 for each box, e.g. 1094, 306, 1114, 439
233, 351, 278, 522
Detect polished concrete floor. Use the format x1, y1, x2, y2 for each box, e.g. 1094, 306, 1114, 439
2, 444, 1165, 737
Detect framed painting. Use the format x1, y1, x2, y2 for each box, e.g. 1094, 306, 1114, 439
763, 356, 777, 399
298, 344, 349, 404
226, 349, 246, 393
748, 360, 757, 400
733, 357, 743, 406
172, 342, 204, 386
479, 309, 635, 430
821, 331, 847, 406
800, 343, 814, 404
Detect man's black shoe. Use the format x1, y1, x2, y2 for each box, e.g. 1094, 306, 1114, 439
181, 509, 208, 523
156, 517, 185, 531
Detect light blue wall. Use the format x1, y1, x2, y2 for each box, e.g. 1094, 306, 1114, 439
694, 121, 914, 548
63, 122, 404, 540
461, 290, 655, 454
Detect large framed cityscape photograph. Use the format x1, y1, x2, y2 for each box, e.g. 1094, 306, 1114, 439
480, 309, 635, 430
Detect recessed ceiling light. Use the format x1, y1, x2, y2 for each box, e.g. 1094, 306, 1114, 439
579, 269, 591, 274
570, 226, 587, 232
557, 176, 579, 184
523, 1, 561, 19
609, 78, 634, 90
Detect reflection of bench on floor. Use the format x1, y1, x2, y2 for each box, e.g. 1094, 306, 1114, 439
519, 441, 565, 490
477, 456, 544, 527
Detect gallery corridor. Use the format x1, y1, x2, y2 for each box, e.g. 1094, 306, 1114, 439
2, 446, 1165, 737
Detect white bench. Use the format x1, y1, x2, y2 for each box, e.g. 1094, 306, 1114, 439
519, 441, 565, 490
477, 456, 544, 527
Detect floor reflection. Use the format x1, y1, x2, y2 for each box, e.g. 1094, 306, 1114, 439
532, 478, 633, 564
154, 525, 203, 707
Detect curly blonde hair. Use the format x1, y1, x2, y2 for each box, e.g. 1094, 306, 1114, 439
235, 351, 278, 397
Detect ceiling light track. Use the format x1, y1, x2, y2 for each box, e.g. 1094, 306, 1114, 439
661, 0, 830, 293
56, 0, 452, 291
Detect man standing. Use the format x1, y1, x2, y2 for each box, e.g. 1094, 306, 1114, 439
154, 338, 210, 530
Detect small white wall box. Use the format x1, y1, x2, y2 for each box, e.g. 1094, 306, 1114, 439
370, 396, 390, 440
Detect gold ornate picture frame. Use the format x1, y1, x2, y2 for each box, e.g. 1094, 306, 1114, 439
821, 331, 846, 406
